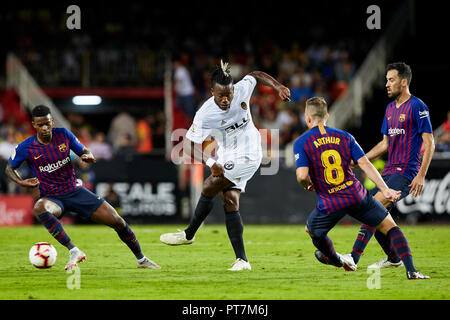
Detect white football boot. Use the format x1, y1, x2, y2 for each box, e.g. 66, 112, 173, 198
340, 253, 357, 271
65, 248, 86, 271
160, 230, 194, 245
367, 258, 404, 269
228, 258, 252, 271
137, 257, 161, 269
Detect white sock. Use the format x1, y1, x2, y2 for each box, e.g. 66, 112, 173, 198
137, 256, 147, 263
69, 247, 79, 253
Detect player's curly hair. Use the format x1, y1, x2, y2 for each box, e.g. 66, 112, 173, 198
31, 105, 51, 120
211, 59, 233, 87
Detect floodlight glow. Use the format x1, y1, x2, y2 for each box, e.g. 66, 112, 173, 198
72, 95, 102, 105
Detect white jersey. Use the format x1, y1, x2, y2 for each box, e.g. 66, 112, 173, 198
186, 75, 261, 161
185, 74, 262, 192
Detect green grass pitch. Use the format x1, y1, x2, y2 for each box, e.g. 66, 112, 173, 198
0, 224, 449, 300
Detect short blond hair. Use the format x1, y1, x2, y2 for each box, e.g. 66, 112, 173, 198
305, 97, 328, 121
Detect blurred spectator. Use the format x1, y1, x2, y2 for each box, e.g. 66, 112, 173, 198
107, 109, 137, 150
0, 129, 17, 160
436, 110, 450, 152
151, 111, 166, 150
0, 115, 18, 140
334, 50, 355, 82
173, 55, 196, 119
261, 108, 279, 131
77, 125, 92, 146
88, 131, 113, 160
290, 73, 314, 102
135, 114, 154, 154
115, 133, 135, 162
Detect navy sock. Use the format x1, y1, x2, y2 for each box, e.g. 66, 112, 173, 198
387, 226, 416, 272
225, 211, 247, 261
185, 193, 214, 240
374, 230, 401, 263
37, 212, 74, 249
117, 223, 143, 259
311, 235, 341, 265
351, 224, 375, 264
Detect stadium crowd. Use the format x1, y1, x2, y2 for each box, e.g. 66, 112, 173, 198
3, 4, 366, 160
4, 2, 448, 197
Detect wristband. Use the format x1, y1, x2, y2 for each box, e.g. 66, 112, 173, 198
205, 158, 216, 168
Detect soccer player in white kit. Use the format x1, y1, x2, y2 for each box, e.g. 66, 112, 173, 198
160, 61, 291, 270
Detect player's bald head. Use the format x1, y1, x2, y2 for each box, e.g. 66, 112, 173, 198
305, 97, 328, 122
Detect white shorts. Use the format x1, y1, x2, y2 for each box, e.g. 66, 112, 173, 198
216, 152, 262, 192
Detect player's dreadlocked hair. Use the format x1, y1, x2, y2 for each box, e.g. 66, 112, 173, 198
211, 60, 233, 87
31, 105, 51, 120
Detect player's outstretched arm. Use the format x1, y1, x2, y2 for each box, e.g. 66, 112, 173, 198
357, 155, 400, 202
248, 71, 291, 101
5, 162, 40, 188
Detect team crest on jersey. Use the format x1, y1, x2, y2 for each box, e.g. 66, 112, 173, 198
224, 161, 234, 170
399, 114, 406, 122
241, 102, 247, 110
58, 143, 67, 152
191, 124, 198, 132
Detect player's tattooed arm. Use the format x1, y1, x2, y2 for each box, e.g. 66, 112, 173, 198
5, 162, 40, 188
248, 71, 291, 101
79, 148, 97, 163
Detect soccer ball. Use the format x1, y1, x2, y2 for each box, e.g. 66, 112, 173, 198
29, 242, 57, 269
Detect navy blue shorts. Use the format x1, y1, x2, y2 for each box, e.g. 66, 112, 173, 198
43, 187, 105, 220
307, 194, 388, 238
369, 174, 411, 209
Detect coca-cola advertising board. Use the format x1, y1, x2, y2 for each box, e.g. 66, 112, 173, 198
392, 159, 450, 222
0, 195, 34, 226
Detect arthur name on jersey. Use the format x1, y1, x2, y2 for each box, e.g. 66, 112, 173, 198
313, 136, 341, 148
39, 156, 71, 173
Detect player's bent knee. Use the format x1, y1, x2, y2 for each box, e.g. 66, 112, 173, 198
376, 214, 397, 235
305, 226, 318, 238
222, 193, 239, 212
33, 199, 61, 217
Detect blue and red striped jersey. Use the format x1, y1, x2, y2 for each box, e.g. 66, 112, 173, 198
9, 127, 85, 197
381, 95, 433, 181
294, 125, 367, 214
